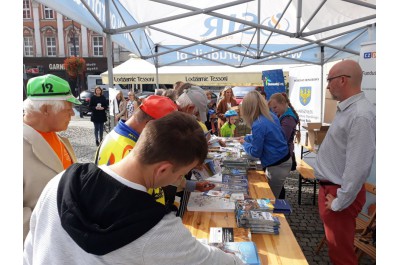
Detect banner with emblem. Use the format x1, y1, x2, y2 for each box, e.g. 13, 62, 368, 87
288, 65, 322, 125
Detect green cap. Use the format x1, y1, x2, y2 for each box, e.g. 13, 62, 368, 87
27, 74, 81, 105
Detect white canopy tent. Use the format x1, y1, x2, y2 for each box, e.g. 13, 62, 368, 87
34, 0, 376, 77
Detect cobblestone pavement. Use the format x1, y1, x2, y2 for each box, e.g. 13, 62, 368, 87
60, 115, 376, 265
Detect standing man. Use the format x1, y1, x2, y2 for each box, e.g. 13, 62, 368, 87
23, 74, 81, 242
314, 60, 376, 265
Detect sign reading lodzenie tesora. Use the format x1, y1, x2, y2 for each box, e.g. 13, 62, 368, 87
105, 72, 264, 86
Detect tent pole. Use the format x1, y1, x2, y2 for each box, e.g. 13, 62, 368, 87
320, 46, 324, 123
155, 45, 159, 89
105, 0, 114, 127
257, 0, 260, 56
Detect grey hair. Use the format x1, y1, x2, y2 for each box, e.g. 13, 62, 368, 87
176, 92, 198, 113
154, 88, 165, 96
23, 98, 66, 113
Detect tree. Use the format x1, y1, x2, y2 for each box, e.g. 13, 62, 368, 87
64, 56, 86, 117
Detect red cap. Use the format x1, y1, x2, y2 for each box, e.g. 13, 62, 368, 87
139, 95, 178, 119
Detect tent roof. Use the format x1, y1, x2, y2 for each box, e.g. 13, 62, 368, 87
35, 0, 376, 68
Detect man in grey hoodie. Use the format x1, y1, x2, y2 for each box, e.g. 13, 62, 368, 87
23, 111, 244, 265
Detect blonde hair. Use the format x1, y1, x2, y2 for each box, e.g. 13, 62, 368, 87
241, 90, 272, 126
222, 86, 235, 98
116, 90, 124, 100
269, 92, 300, 122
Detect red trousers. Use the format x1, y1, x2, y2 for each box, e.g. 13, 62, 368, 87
318, 184, 366, 265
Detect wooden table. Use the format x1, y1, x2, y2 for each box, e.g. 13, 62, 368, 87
297, 144, 318, 205
182, 170, 308, 265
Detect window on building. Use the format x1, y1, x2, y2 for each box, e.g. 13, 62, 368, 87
69, 36, 80, 56
23, 0, 31, 19
43, 6, 54, 19
46, 37, 57, 56
93, 36, 103, 56
24, 36, 34, 56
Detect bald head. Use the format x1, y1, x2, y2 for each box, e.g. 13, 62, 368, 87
327, 60, 363, 101
332, 60, 362, 87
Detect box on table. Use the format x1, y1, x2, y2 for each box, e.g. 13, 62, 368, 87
303, 122, 330, 149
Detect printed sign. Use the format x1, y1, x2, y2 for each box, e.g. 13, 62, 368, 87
262, 69, 286, 100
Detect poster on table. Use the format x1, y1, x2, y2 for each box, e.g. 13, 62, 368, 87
359, 41, 376, 106
262, 69, 286, 100
288, 65, 322, 125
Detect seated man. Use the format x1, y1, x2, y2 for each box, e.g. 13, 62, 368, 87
23, 112, 244, 265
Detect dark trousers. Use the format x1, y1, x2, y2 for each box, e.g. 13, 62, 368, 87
93, 122, 104, 142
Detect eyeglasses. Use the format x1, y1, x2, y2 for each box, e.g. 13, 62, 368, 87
326, 75, 351, 83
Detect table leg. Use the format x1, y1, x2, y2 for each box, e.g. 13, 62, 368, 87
313, 180, 317, 205
298, 174, 302, 205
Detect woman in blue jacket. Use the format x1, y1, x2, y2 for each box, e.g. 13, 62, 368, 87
239, 90, 291, 198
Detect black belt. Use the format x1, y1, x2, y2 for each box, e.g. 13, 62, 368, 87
265, 152, 291, 168
318, 180, 341, 186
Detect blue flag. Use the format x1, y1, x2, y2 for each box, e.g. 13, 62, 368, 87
262, 69, 286, 100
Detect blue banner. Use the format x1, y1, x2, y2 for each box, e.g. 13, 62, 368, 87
262, 69, 286, 100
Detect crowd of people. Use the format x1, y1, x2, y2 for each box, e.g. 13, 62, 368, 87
22, 59, 375, 265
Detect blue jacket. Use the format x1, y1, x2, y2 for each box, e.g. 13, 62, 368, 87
243, 114, 289, 167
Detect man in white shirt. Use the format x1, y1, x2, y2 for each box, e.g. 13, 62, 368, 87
314, 60, 376, 265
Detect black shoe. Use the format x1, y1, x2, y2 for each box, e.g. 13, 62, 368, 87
96, 140, 99, 146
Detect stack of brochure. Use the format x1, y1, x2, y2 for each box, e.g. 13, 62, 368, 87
235, 198, 280, 234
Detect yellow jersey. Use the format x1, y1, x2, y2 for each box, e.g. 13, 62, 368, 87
95, 121, 165, 204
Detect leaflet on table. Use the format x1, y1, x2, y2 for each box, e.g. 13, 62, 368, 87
273, 199, 293, 214
219, 183, 249, 195
222, 174, 248, 184
203, 190, 245, 203
222, 167, 247, 176
209, 242, 261, 265
209, 227, 252, 243
191, 159, 222, 181
203, 190, 229, 197
187, 192, 236, 212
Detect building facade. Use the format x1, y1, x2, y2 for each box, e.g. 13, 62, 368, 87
23, 0, 130, 97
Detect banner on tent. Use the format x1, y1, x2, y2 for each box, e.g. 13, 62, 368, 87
288, 66, 322, 124
262, 69, 286, 100
359, 41, 376, 190
359, 42, 376, 106
102, 72, 264, 86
